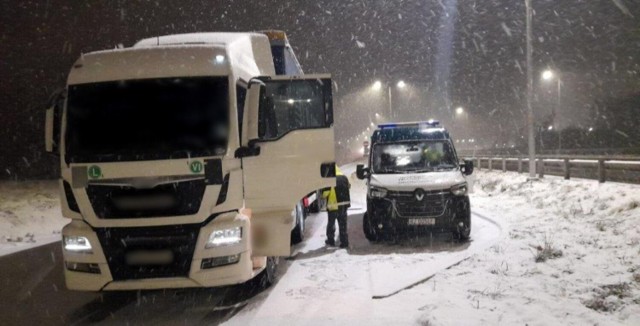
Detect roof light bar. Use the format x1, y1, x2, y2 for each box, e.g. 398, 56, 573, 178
378, 120, 440, 129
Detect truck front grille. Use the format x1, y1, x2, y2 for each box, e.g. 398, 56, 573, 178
96, 225, 199, 280
388, 189, 450, 217
87, 179, 206, 218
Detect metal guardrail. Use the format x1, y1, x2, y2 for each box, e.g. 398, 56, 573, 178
457, 147, 640, 157
465, 155, 640, 184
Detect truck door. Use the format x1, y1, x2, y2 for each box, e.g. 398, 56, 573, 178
237, 75, 335, 256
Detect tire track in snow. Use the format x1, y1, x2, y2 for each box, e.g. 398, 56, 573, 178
371, 211, 503, 299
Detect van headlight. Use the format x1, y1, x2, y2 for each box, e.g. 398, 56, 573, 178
369, 186, 388, 198
206, 227, 242, 248
63, 236, 93, 253
451, 183, 468, 196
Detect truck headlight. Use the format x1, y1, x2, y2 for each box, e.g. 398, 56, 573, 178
369, 186, 388, 198
63, 236, 93, 253
451, 183, 468, 196
206, 227, 242, 248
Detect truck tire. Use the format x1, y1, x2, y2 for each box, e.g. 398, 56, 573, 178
258, 257, 279, 289
363, 212, 382, 242
308, 200, 319, 213
291, 204, 305, 244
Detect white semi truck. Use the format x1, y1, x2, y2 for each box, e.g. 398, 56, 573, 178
44, 31, 336, 291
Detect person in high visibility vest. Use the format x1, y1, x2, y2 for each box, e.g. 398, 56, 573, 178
323, 166, 351, 248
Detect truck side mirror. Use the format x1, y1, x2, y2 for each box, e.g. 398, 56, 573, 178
462, 159, 474, 175
45, 88, 64, 155
356, 164, 369, 180
45, 107, 55, 152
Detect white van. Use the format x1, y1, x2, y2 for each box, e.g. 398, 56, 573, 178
356, 121, 474, 241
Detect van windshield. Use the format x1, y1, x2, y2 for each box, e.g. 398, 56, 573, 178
371, 141, 458, 174
65, 77, 229, 163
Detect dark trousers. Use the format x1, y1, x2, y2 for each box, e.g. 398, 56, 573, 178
327, 206, 348, 245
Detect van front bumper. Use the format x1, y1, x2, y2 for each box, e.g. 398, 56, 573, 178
367, 195, 470, 232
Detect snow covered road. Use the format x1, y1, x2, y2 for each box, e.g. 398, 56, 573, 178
226, 208, 502, 325
2, 167, 639, 325
225, 165, 503, 325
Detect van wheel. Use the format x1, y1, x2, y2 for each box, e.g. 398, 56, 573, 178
291, 204, 305, 244
363, 212, 381, 242
453, 214, 471, 241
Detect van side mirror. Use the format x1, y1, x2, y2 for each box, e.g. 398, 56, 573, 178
462, 159, 474, 175
356, 164, 369, 180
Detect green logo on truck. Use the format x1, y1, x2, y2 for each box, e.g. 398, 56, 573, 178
88, 165, 102, 179
190, 161, 203, 173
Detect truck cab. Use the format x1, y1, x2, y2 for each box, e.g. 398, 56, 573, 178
356, 121, 474, 241
45, 31, 336, 291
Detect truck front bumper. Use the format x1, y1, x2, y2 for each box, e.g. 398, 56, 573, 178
61, 212, 259, 291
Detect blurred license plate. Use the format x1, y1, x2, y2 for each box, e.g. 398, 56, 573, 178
408, 218, 435, 226
126, 250, 174, 266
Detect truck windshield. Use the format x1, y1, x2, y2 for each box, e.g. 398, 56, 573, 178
371, 141, 457, 174
65, 77, 229, 163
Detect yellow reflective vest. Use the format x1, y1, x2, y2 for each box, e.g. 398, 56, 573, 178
322, 167, 349, 211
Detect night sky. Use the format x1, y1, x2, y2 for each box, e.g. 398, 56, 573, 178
1, 0, 639, 179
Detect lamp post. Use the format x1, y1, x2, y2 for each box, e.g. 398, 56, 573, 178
525, 0, 536, 179
541, 69, 562, 151
453, 106, 467, 139
372, 80, 407, 120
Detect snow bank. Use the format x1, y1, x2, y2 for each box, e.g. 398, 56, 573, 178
408, 171, 640, 325
0, 181, 65, 256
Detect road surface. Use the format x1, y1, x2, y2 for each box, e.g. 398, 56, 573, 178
0, 164, 501, 325
0, 208, 500, 326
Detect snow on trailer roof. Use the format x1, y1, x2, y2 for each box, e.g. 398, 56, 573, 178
68, 32, 275, 85
134, 32, 268, 48
134, 30, 291, 48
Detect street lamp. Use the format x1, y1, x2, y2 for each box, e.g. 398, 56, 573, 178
371, 80, 408, 119
455, 107, 464, 115
541, 69, 562, 151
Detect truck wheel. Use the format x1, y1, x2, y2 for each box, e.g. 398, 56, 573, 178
291, 204, 305, 244
258, 257, 279, 289
308, 200, 319, 213
363, 212, 381, 242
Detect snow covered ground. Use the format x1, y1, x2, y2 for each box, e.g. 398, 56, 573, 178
0, 180, 65, 256
1, 168, 639, 325
228, 168, 640, 325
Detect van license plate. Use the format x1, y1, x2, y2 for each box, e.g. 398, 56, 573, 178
408, 218, 435, 226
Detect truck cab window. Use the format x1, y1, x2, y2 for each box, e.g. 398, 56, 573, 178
258, 79, 330, 140
66, 77, 229, 163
